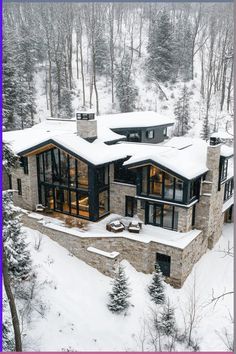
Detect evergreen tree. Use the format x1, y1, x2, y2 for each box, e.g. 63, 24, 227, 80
115, 54, 138, 112
3, 294, 15, 352
3, 142, 19, 175
174, 18, 193, 81
94, 22, 108, 76
148, 264, 166, 305
147, 10, 175, 83
107, 265, 131, 313
174, 85, 191, 136
59, 87, 74, 118
201, 115, 210, 141
160, 300, 176, 336
3, 191, 32, 280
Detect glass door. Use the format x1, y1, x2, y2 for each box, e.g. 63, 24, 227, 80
55, 187, 63, 211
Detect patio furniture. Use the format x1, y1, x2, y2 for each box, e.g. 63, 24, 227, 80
35, 204, 45, 212
127, 221, 142, 234
106, 220, 125, 233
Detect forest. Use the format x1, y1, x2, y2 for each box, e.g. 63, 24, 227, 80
3, 2, 234, 138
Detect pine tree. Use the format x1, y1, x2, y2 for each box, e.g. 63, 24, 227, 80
115, 54, 138, 112
3, 142, 19, 175
160, 300, 176, 336
201, 115, 210, 141
147, 10, 175, 83
59, 87, 74, 118
107, 265, 131, 313
174, 85, 191, 136
148, 264, 166, 305
3, 191, 32, 280
3, 293, 15, 352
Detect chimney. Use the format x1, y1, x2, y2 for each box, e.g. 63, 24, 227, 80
76, 112, 97, 142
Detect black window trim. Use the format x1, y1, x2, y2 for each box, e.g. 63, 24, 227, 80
17, 178, 22, 195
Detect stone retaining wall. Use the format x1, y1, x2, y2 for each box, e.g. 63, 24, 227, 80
22, 214, 203, 288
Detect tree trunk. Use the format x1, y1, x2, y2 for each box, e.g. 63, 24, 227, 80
45, 70, 49, 110
109, 4, 115, 105
79, 34, 86, 107
76, 30, 79, 80
48, 57, 53, 117
138, 12, 143, 58
227, 59, 233, 112
220, 61, 227, 111
3, 250, 22, 352
200, 50, 205, 98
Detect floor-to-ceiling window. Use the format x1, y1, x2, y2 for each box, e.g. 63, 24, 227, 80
37, 147, 90, 219
146, 202, 178, 231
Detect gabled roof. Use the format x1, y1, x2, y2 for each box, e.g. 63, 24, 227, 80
123, 138, 209, 180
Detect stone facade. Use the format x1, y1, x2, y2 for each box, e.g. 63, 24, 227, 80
22, 213, 204, 288
5, 141, 233, 288
194, 144, 225, 249
109, 164, 136, 216
7, 155, 38, 210
175, 205, 193, 233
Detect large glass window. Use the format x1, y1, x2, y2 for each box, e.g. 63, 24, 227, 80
163, 205, 173, 229
99, 190, 109, 217
141, 167, 148, 194
147, 203, 178, 231
70, 191, 77, 215
175, 179, 184, 201
78, 193, 89, 218
60, 151, 68, 186
44, 150, 52, 183
140, 165, 186, 203
150, 166, 162, 197
164, 173, 174, 200
77, 159, 88, 189
69, 156, 76, 188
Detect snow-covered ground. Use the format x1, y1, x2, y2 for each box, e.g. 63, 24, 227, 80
21, 223, 233, 351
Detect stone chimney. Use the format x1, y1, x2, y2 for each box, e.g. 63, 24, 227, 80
194, 140, 224, 250
76, 112, 97, 141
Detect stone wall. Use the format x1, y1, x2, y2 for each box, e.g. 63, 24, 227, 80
22, 213, 203, 288
175, 206, 193, 233
109, 164, 136, 215
11, 156, 38, 211
77, 120, 97, 139
194, 144, 225, 249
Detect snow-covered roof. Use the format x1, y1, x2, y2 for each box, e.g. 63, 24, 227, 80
3, 115, 232, 178
97, 111, 174, 129
123, 138, 209, 180
220, 145, 234, 158
211, 131, 233, 140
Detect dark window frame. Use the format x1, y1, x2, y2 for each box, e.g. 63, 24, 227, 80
125, 196, 137, 217
156, 253, 171, 277
17, 178, 22, 195
141, 165, 188, 204
8, 174, 12, 189
224, 178, 234, 201
146, 202, 178, 231
146, 129, 155, 140
20, 156, 29, 174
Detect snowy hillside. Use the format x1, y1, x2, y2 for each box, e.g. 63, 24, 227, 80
4, 3, 233, 139
10, 224, 233, 352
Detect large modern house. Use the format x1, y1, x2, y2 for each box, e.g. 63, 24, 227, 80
3, 111, 234, 287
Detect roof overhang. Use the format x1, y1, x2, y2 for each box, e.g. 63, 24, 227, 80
125, 158, 208, 182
